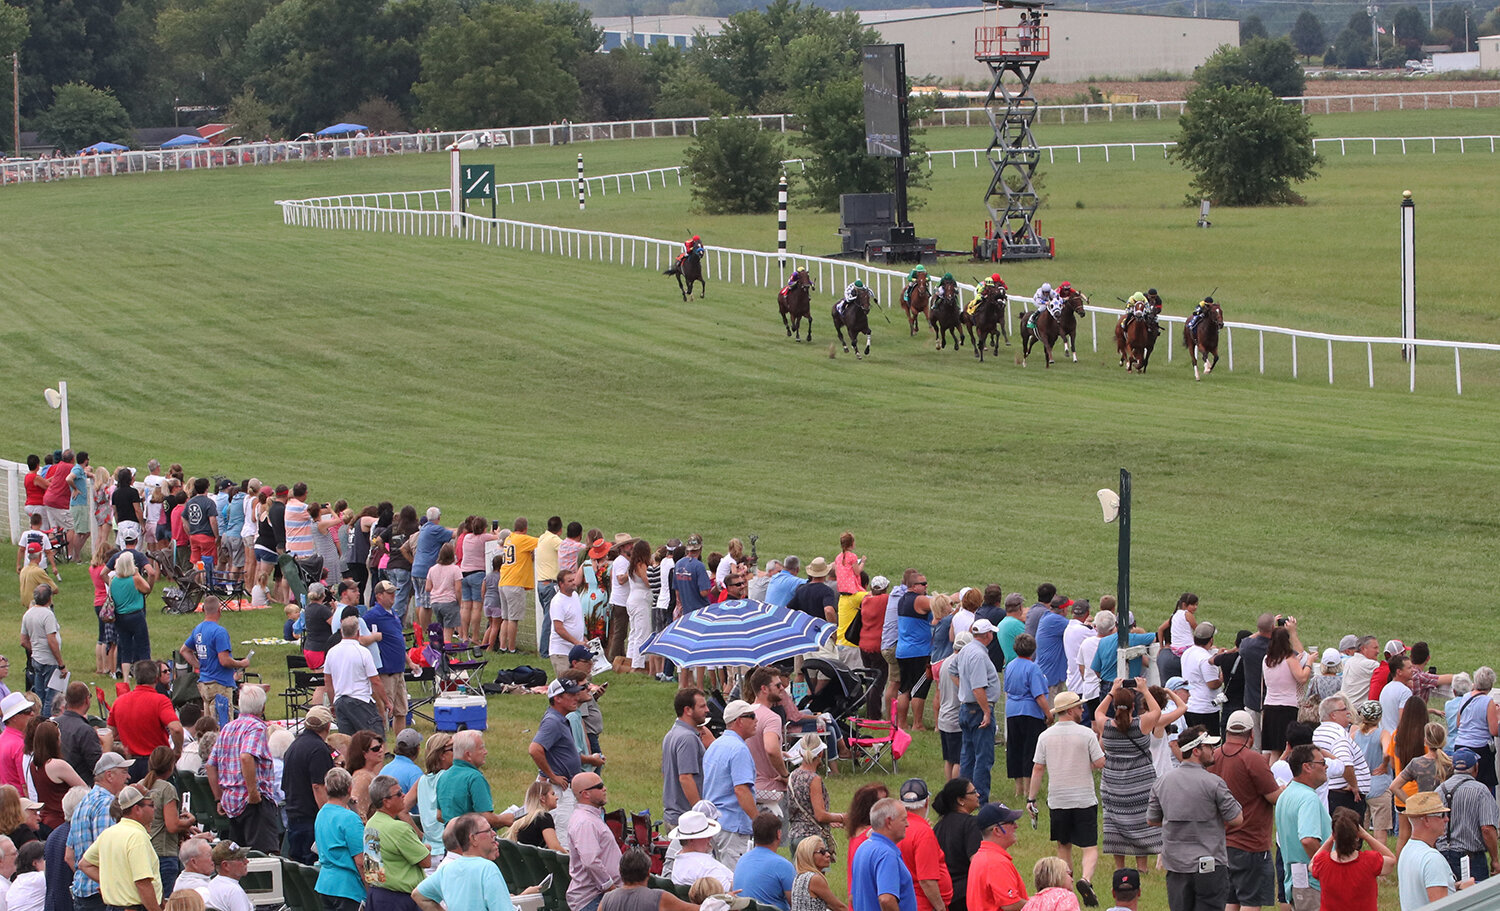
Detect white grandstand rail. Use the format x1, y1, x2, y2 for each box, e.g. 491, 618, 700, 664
923, 136, 1500, 168
275, 197, 1498, 395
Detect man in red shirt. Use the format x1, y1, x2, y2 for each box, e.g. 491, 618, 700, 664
40, 450, 76, 539
967, 801, 1028, 911
1213, 710, 1283, 911
108, 659, 185, 779
21, 455, 46, 525
898, 778, 954, 911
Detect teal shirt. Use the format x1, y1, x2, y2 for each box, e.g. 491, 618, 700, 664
1273, 781, 1331, 893
416, 853, 514, 911
997, 616, 1026, 664
315, 802, 369, 902
434, 759, 493, 822
109, 574, 147, 615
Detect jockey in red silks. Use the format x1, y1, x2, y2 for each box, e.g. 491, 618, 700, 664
677, 235, 705, 270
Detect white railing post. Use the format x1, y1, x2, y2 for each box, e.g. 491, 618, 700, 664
1367, 343, 1373, 387
1327, 339, 1333, 384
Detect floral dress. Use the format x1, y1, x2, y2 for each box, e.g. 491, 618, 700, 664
786, 767, 835, 861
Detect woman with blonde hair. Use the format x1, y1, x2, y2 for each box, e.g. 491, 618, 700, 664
791, 835, 848, 911
0, 785, 38, 847
89, 540, 118, 675
1023, 857, 1080, 910
409, 732, 454, 861
164, 890, 206, 911
508, 778, 565, 851
716, 538, 745, 587
787, 734, 843, 860
108, 550, 153, 673
91, 466, 115, 547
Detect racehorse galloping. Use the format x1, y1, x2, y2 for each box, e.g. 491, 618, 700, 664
1021, 292, 1085, 368
928, 282, 965, 351
1184, 299, 1224, 380
902, 274, 930, 336
833, 287, 874, 359
967, 291, 1007, 362
1116, 315, 1154, 372
664, 248, 706, 301
778, 269, 814, 341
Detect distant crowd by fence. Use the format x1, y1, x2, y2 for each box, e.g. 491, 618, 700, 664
6, 89, 1498, 187
276, 188, 1500, 397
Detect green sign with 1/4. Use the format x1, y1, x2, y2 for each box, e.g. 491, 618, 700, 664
462, 164, 495, 200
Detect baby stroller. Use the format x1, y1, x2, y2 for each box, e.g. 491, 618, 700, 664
788, 657, 882, 766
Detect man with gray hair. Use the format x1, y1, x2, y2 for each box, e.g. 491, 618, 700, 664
439, 730, 515, 836
44, 785, 89, 911
1312, 693, 1369, 819
850, 797, 915, 911
207, 686, 283, 853
1340, 636, 1382, 705
410, 507, 453, 631
415, 813, 534, 911
324, 614, 388, 736
173, 837, 216, 897
206, 840, 255, 911
0, 835, 16, 909
365, 773, 432, 910
958, 620, 1002, 802
764, 557, 803, 609
19, 585, 65, 716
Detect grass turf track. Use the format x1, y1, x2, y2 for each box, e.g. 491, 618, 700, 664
2, 106, 1497, 909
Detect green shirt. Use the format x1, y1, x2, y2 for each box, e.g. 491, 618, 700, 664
364, 810, 431, 894
998, 615, 1027, 664
434, 759, 493, 822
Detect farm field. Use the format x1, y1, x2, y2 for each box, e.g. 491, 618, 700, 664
3, 104, 1498, 909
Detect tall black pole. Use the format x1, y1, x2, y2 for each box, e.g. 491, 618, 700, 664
1117, 469, 1131, 657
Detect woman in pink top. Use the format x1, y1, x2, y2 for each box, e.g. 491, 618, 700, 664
1022, 858, 1081, 910
456, 516, 496, 644
425, 543, 464, 640
1260, 620, 1311, 758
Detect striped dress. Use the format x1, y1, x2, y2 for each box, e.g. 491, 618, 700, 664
1101, 719, 1162, 856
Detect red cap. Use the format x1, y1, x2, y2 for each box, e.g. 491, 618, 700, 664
990, 273, 1002, 283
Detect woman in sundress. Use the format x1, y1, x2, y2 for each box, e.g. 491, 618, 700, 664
1093, 676, 1162, 871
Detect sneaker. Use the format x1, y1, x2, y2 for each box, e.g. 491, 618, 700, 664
1077, 879, 1097, 907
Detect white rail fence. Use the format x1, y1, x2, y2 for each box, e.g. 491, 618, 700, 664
276, 195, 1499, 394
9, 89, 1499, 188
925, 135, 1500, 167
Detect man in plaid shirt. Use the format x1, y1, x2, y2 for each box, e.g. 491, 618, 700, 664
69, 753, 134, 911
207, 687, 283, 853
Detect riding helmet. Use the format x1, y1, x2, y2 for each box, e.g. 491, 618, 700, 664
1147, 288, 1158, 296
854, 279, 864, 288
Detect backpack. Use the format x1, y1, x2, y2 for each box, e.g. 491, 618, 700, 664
491, 665, 547, 688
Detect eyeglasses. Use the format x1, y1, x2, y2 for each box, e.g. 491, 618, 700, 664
965, 790, 979, 797
368, 744, 385, 752
914, 580, 928, 586
473, 827, 495, 837
814, 848, 832, 856
582, 784, 606, 792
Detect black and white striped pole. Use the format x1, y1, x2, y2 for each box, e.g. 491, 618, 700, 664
777, 174, 788, 286
577, 154, 585, 211
1400, 189, 1416, 364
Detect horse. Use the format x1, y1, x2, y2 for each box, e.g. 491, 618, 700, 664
1021, 292, 1086, 368
928, 283, 966, 352
778, 269, 814, 341
1184, 301, 1224, 380
664, 249, 706, 301
901, 275, 930, 337
966, 290, 1007, 362
833, 287, 874, 359
1116, 314, 1155, 373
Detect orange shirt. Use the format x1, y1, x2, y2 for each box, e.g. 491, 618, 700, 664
499, 532, 539, 590
967, 841, 1027, 911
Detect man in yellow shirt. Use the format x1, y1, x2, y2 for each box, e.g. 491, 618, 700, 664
534, 517, 564, 661
79, 784, 162, 911
496, 517, 539, 655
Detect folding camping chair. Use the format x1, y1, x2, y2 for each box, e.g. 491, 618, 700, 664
846, 699, 909, 774
408, 624, 487, 722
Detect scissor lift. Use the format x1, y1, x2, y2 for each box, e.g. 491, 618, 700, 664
974, 1, 1054, 260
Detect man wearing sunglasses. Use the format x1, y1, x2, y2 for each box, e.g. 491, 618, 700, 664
966, 802, 1028, 911
414, 813, 538, 911
567, 772, 621, 911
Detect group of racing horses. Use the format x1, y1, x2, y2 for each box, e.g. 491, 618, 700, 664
668, 244, 1224, 377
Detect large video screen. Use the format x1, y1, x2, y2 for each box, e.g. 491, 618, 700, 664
863, 45, 905, 158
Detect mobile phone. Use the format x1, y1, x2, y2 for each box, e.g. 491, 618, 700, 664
1276, 617, 1287, 627
1429, 664, 1438, 674
246, 650, 255, 661
538, 874, 554, 892
1122, 679, 1137, 689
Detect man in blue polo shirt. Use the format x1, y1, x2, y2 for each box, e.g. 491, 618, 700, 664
364, 580, 408, 726
702, 699, 760, 869
1089, 610, 1157, 690
178, 596, 248, 715
851, 797, 916, 911
671, 535, 714, 688
528, 676, 592, 849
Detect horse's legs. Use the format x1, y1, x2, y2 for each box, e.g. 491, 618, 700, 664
835, 318, 849, 352
676, 274, 688, 302
781, 309, 793, 338
1069, 332, 1078, 363
1191, 346, 1201, 381
805, 314, 812, 343
861, 331, 870, 359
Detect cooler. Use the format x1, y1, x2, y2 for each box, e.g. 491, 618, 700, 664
433, 693, 488, 731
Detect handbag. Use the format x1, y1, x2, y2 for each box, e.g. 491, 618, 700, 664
842, 607, 863, 645
99, 591, 117, 623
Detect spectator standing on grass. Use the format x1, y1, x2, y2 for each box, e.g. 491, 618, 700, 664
57, 683, 101, 787
20, 587, 65, 715
498, 518, 539, 655
206, 686, 282, 854
0, 695, 34, 790
315, 767, 368, 911
1272, 744, 1330, 911
1307, 807, 1394, 911
966, 801, 1027, 911
70, 753, 132, 910
1005, 635, 1051, 801
787, 734, 842, 860
850, 797, 916, 911
1340, 637, 1382, 707
535, 517, 564, 661
364, 581, 408, 726
1260, 621, 1311, 760
568, 772, 622, 911
77, 785, 161, 911
1023, 584, 1056, 642
957, 620, 1001, 802
661, 686, 712, 868
746, 667, 791, 822
109, 551, 154, 672
280, 706, 335, 865
1181, 622, 1225, 737
1451, 666, 1499, 794
702, 701, 759, 870
996, 593, 1026, 666
140, 747, 193, 896
895, 569, 934, 732
1092, 680, 1162, 878
45, 785, 87, 911
325, 615, 389, 736
1398, 791, 1472, 910
1028, 692, 1104, 907
179, 597, 247, 714
858, 577, 892, 720
895, 779, 952, 911
529, 679, 589, 848
1435, 748, 1500, 883
410, 508, 453, 632
1147, 726, 1244, 911
548, 570, 587, 677
1208, 710, 1280, 911
1312, 694, 1370, 819
1034, 597, 1072, 695
607, 535, 634, 661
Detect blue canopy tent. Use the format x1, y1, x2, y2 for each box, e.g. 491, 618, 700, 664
160, 134, 208, 149
79, 141, 128, 154
316, 123, 368, 136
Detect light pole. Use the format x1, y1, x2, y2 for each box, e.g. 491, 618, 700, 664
43, 382, 70, 450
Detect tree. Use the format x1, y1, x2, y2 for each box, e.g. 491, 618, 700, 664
226, 88, 276, 140
681, 115, 783, 214
344, 96, 410, 133
1434, 5, 1476, 50
413, 3, 583, 128
1240, 14, 1269, 43
1194, 37, 1306, 97
1289, 11, 1327, 59
154, 0, 278, 111
33, 82, 133, 153
11, 0, 156, 121
575, 45, 660, 122
1333, 27, 1370, 67
1392, 6, 1426, 47
1173, 84, 1319, 206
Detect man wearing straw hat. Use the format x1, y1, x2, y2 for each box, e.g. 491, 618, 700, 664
1399, 791, 1473, 909
1028, 691, 1105, 906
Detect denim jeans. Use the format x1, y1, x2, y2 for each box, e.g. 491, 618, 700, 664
536, 581, 558, 658
959, 702, 996, 802
115, 610, 151, 670
387, 568, 412, 625
159, 855, 182, 896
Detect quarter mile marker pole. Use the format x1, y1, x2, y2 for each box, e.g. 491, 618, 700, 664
778, 174, 788, 286
1116, 469, 1131, 679
577, 154, 585, 211
1400, 190, 1416, 365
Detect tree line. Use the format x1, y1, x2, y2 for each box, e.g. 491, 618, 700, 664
1244, 3, 1498, 69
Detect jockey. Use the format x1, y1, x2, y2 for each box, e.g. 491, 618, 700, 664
1025, 282, 1060, 330
676, 235, 704, 269
1145, 288, 1164, 319
781, 268, 804, 297
967, 273, 1005, 316
1122, 291, 1148, 328
837, 279, 865, 319
936, 272, 958, 301
901, 264, 929, 303
1187, 295, 1214, 333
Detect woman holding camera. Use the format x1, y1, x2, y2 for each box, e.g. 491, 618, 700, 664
1093, 677, 1161, 872
1261, 618, 1311, 758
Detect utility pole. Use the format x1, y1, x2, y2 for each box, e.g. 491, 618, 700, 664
10, 52, 18, 156
1368, 4, 1380, 63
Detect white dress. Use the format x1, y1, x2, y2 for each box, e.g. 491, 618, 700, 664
625, 568, 653, 668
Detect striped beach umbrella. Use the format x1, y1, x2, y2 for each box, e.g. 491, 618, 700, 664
642, 599, 832, 668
